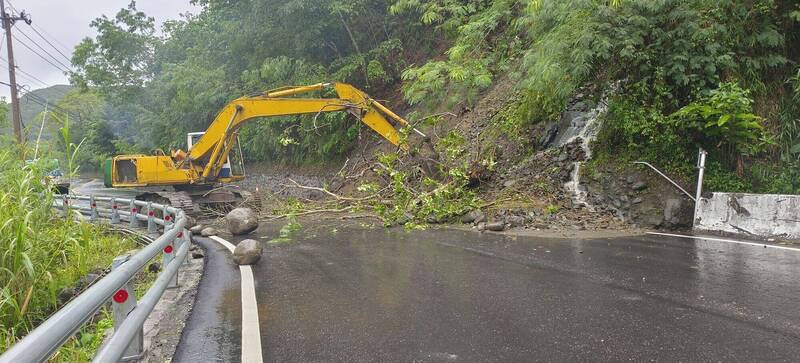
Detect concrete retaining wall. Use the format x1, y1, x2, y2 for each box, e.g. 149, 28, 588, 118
694, 193, 800, 239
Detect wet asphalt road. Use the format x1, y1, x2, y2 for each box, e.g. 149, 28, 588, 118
177, 223, 800, 362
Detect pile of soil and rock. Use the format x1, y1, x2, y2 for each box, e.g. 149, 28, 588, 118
233, 79, 694, 235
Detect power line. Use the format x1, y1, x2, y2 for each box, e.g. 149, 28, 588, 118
12, 31, 72, 72
16, 67, 48, 87
11, 34, 70, 73
0, 77, 76, 120
22, 90, 80, 120
16, 26, 71, 65
0, 79, 79, 121
6, 0, 72, 57
26, 25, 71, 63
0, 54, 50, 87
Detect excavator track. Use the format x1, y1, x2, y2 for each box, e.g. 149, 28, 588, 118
137, 187, 261, 216
137, 191, 197, 214
158, 192, 197, 212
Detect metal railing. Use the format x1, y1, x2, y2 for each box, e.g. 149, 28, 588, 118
0, 195, 192, 363
632, 161, 696, 202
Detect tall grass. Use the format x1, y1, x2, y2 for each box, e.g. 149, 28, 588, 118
0, 149, 135, 354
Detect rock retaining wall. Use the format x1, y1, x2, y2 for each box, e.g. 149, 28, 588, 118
694, 193, 800, 239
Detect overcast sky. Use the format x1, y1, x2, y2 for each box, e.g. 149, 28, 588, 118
1, 0, 200, 99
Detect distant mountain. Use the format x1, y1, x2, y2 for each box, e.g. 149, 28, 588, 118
15, 85, 73, 127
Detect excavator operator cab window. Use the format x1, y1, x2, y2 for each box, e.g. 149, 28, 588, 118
116, 159, 137, 183
187, 132, 245, 178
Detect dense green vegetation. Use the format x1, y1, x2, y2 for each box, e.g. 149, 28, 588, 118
67, 0, 800, 193
0, 151, 136, 358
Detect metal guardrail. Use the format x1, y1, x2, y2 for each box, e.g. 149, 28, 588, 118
0, 195, 192, 363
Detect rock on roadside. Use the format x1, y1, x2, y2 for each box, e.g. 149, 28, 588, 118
225, 208, 259, 235
189, 224, 204, 234
484, 221, 506, 232
200, 227, 217, 237
461, 209, 486, 224
183, 216, 197, 229
233, 239, 262, 265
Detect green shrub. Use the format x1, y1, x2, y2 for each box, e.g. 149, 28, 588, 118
0, 152, 136, 355
671, 82, 765, 156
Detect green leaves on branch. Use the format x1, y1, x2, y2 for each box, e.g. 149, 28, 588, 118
70, 1, 158, 102
671, 82, 765, 155
394, 0, 520, 107
370, 150, 480, 228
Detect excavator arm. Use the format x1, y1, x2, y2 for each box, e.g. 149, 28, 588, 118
104, 82, 421, 211
180, 82, 422, 181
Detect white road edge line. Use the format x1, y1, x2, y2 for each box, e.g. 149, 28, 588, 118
210, 236, 264, 363
646, 232, 800, 252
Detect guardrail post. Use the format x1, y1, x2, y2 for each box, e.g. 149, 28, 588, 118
111, 255, 143, 360
110, 198, 120, 224
164, 213, 173, 232
147, 202, 157, 234
162, 205, 170, 231
129, 200, 140, 228
693, 148, 708, 225
89, 196, 98, 222
163, 236, 178, 288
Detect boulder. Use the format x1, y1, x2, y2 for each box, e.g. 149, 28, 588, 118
426, 214, 443, 224
183, 216, 197, 229
189, 224, 204, 234
395, 212, 414, 226
200, 227, 217, 237
148, 262, 161, 273
233, 239, 262, 265
225, 208, 259, 235
485, 221, 506, 231
461, 210, 486, 224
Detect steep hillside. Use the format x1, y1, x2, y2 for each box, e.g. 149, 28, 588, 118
69, 1, 800, 230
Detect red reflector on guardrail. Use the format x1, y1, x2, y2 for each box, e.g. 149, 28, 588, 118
131, 208, 137, 213
113, 289, 129, 304
164, 215, 171, 221
177, 232, 183, 238
112, 205, 118, 209
148, 211, 154, 216
164, 245, 173, 254
91, 203, 96, 208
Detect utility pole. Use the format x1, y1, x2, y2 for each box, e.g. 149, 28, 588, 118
1, 0, 31, 145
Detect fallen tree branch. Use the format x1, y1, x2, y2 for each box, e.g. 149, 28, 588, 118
263, 206, 356, 220
284, 178, 381, 202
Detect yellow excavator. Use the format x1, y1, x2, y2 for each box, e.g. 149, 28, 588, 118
104, 82, 423, 212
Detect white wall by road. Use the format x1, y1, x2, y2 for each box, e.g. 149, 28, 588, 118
694, 193, 800, 239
